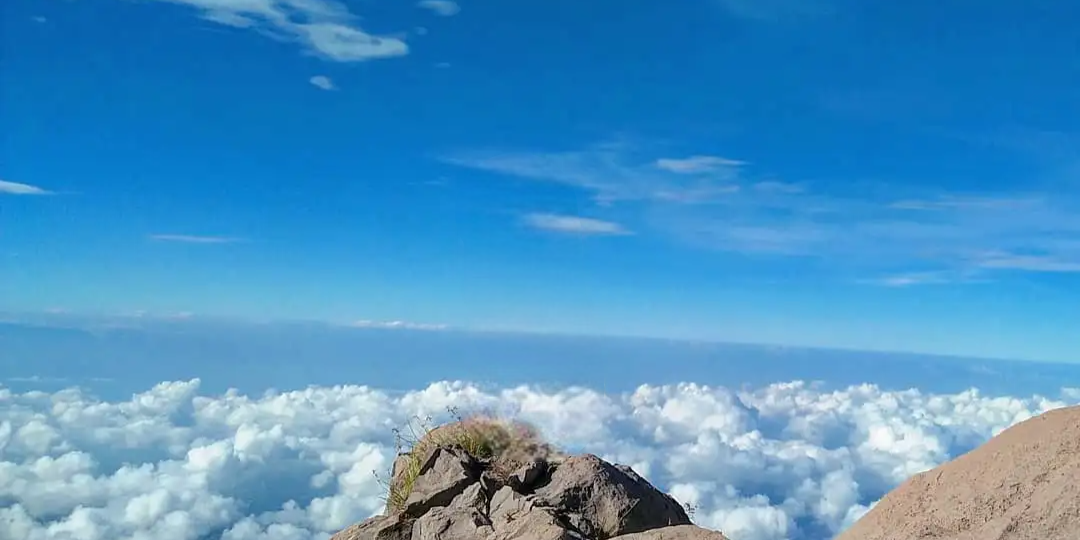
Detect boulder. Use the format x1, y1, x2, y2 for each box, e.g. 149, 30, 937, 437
505, 459, 547, 493
838, 405, 1080, 540
331, 444, 727, 540
411, 507, 493, 540
402, 446, 481, 518
530, 455, 691, 539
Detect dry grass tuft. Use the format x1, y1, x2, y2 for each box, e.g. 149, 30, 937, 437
383, 412, 560, 513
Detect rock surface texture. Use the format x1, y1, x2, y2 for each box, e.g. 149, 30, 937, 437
331, 446, 730, 540
838, 404, 1080, 540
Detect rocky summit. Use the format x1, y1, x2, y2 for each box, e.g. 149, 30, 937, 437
838, 404, 1080, 540
330, 444, 730, 540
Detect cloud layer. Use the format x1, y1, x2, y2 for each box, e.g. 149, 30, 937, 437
2, 379, 1074, 540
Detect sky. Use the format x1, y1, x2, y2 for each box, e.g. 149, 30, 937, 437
3, 0, 1080, 362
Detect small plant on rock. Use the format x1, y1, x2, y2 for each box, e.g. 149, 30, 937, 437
380, 407, 561, 513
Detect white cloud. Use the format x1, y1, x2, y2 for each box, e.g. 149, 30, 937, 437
443, 143, 742, 204
522, 213, 632, 236
868, 271, 964, 288
0, 378, 1073, 540
149, 234, 240, 244
350, 320, 449, 331
973, 251, 1080, 273
0, 179, 51, 195
417, 0, 460, 16
151, 0, 408, 62
32, 16, 47, 23
308, 75, 336, 90
655, 155, 745, 175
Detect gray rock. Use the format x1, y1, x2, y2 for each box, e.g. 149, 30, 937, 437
331, 514, 412, 540
392, 453, 412, 481
610, 525, 731, 540
449, 482, 488, 513
506, 459, 547, 493
488, 486, 533, 525
486, 488, 583, 540
488, 506, 584, 540
531, 454, 691, 539
403, 446, 480, 518
412, 506, 493, 540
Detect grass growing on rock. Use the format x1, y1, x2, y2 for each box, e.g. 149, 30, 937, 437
384, 409, 561, 513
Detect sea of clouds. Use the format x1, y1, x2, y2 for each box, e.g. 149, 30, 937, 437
2, 379, 1077, 540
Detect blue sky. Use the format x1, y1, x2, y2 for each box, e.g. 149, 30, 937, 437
3, 0, 1079, 362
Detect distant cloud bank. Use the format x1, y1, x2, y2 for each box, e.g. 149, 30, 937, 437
350, 319, 449, 330
1, 378, 1074, 540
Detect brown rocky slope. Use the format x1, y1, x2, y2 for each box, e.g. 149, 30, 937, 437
838, 404, 1080, 540
330, 442, 730, 540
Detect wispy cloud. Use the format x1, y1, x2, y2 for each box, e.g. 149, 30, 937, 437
5, 375, 69, 384
445, 142, 1080, 279
0, 179, 51, 195
522, 213, 632, 236
417, 0, 460, 16
867, 271, 976, 288
973, 252, 1080, 273
889, 196, 1043, 212
149, 234, 240, 244
118, 309, 197, 320
350, 319, 449, 330
152, 0, 408, 62
751, 181, 805, 194
309, 75, 336, 90
443, 143, 743, 204
654, 155, 744, 175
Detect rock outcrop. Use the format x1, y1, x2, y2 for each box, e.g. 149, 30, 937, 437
838, 404, 1080, 540
331, 445, 730, 540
